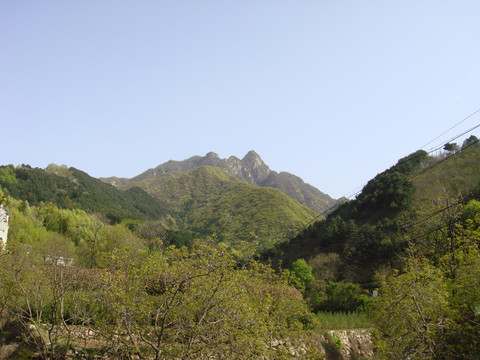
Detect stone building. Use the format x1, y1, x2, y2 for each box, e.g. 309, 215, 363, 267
0, 204, 9, 251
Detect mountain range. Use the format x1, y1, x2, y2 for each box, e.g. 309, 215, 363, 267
100, 150, 332, 248
103, 150, 341, 214
2, 141, 479, 276
1, 151, 330, 251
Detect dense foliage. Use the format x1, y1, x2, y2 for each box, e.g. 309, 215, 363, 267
0, 165, 317, 255
264, 143, 480, 318
123, 166, 317, 250
373, 199, 480, 359
0, 165, 178, 225
268, 150, 429, 280
1, 138, 479, 358
0, 191, 320, 359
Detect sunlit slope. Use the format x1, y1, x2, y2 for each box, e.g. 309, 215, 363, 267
124, 165, 318, 247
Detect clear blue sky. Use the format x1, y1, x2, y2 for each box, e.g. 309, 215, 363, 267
1, 1, 479, 199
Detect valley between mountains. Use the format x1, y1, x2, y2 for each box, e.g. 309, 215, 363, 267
101, 150, 343, 250
1, 139, 480, 359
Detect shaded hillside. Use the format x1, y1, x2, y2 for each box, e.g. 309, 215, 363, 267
103, 150, 338, 213
0, 164, 318, 252
0, 164, 179, 226
269, 139, 480, 283
120, 165, 318, 249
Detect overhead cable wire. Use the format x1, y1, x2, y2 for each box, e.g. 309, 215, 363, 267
421, 108, 480, 149
426, 122, 480, 153
300, 116, 480, 233
397, 200, 463, 231
294, 202, 464, 266
302, 184, 368, 229
405, 223, 448, 247
324, 112, 480, 207
303, 137, 478, 233
414, 137, 480, 178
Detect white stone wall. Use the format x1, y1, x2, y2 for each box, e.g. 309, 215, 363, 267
0, 205, 9, 251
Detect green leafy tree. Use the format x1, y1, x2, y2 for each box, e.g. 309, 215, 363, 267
311, 281, 372, 313
373, 199, 480, 359
462, 135, 479, 148
96, 240, 313, 359
0, 165, 17, 186
373, 258, 449, 359
308, 252, 341, 282
290, 258, 314, 293
444, 142, 459, 152
0, 243, 97, 359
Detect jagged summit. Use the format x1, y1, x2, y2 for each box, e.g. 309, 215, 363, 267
243, 150, 260, 160
242, 150, 266, 170
205, 151, 219, 159
120, 151, 338, 213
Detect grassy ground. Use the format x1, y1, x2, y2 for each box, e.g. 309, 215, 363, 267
314, 311, 372, 331
312, 312, 375, 360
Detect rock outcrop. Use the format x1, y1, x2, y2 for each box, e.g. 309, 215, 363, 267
327, 330, 374, 359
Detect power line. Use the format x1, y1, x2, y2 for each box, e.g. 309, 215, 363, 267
421, 108, 480, 149
294, 200, 467, 266
284, 136, 478, 267
300, 116, 480, 234
334, 121, 480, 202
426, 122, 480, 154
414, 137, 479, 178
398, 203, 459, 230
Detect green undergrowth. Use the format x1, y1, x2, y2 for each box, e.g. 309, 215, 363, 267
314, 311, 372, 331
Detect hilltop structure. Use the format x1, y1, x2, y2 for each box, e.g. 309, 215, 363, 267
0, 204, 9, 251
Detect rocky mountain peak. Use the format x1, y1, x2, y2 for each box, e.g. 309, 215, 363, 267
243, 149, 260, 159
241, 150, 267, 169
205, 151, 219, 159
238, 150, 270, 183
123, 150, 338, 214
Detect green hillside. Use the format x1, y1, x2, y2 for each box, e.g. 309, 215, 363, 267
0, 189, 316, 359
0, 164, 318, 252
188, 181, 317, 248
122, 165, 318, 249
1, 142, 480, 358
413, 140, 480, 206
0, 164, 180, 226
114, 150, 339, 213
270, 139, 480, 281
127, 165, 235, 214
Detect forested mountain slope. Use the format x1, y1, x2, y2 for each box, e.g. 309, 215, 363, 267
269, 137, 480, 283
0, 164, 179, 226
0, 163, 317, 253
2, 140, 479, 359
0, 188, 319, 359
1, 140, 479, 359
117, 165, 318, 250
102, 150, 339, 213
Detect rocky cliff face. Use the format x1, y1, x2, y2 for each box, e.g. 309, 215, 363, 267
125, 151, 338, 214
